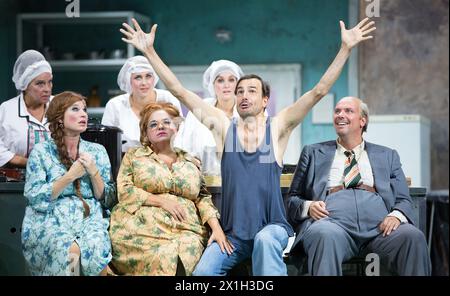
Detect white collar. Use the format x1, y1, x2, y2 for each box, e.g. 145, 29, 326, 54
18, 93, 49, 126
336, 138, 365, 157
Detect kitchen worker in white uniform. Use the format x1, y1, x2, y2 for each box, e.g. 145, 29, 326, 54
101, 55, 182, 152
0, 49, 53, 168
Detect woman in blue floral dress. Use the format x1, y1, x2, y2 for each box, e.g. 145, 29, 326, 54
21, 91, 116, 275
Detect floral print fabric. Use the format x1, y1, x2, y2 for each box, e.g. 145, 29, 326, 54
109, 146, 219, 275
22, 139, 115, 275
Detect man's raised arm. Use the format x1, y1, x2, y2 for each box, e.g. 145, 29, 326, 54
120, 19, 229, 139
276, 18, 376, 137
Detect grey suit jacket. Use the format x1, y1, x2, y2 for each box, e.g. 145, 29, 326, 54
285, 140, 415, 251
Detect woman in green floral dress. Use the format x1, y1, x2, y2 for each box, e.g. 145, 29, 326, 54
109, 102, 233, 275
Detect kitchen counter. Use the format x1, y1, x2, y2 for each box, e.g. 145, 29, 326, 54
0, 182, 24, 193
0, 182, 28, 275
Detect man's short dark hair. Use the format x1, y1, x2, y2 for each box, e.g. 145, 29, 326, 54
235, 74, 270, 98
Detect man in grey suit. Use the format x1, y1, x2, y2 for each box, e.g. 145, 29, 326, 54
286, 96, 431, 276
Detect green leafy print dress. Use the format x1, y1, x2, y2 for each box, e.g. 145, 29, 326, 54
109, 146, 219, 275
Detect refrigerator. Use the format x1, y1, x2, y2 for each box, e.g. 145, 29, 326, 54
364, 115, 431, 189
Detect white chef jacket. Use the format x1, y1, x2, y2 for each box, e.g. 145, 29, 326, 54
0, 93, 51, 167
101, 89, 183, 152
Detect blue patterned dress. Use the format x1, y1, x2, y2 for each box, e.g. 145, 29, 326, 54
21, 139, 116, 275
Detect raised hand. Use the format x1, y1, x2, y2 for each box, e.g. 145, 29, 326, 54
120, 18, 157, 53
340, 18, 376, 50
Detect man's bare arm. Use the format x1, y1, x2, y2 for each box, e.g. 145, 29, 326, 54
276, 18, 376, 138
120, 19, 230, 144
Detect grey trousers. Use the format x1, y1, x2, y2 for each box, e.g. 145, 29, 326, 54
301, 189, 431, 276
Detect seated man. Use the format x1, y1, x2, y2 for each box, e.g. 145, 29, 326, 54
286, 96, 431, 276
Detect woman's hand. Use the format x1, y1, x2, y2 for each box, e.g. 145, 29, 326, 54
160, 198, 187, 222
340, 18, 376, 50
52, 160, 85, 199
120, 18, 157, 54
67, 160, 86, 181
78, 152, 98, 177
208, 229, 235, 255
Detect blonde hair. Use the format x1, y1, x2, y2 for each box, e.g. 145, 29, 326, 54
359, 100, 369, 133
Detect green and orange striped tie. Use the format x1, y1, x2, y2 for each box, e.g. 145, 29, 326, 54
344, 150, 362, 188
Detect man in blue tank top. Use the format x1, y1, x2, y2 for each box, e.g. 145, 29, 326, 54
121, 17, 376, 275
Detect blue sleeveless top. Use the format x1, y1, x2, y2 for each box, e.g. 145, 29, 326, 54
220, 117, 294, 240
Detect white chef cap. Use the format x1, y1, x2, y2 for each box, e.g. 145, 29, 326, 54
202, 60, 243, 97
12, 50, 52, 91
117, 55, 160, 94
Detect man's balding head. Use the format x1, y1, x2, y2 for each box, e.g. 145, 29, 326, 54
336, 97, 369, 133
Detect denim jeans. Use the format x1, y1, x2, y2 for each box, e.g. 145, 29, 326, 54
193, 224, 289, 276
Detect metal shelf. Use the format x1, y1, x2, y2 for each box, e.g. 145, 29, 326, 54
18, 11, 150, 25
49, 59, 128, 71
87, 107, 105, 115
17, 11, 151, 68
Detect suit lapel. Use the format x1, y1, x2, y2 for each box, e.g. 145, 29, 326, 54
314, 142, 336, 199
365, 141, 385, 190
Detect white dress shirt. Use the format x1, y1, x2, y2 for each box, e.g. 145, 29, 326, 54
328, 140, 374, 187
101, 89, 182, 152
